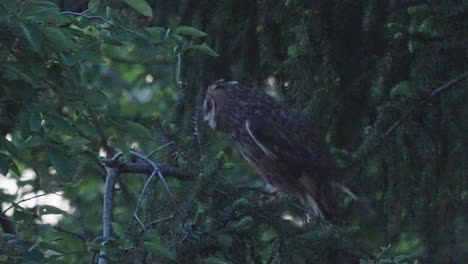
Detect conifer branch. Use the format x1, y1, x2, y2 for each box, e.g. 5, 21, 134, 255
382, 70, 468, 139
351, 70, 468, 168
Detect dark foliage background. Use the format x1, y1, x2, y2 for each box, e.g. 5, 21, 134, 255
0, 0, 467, 263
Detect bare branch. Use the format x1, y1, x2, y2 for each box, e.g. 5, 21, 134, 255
102, 159, 194, 181
147, 212, 176, 228
146, 142, 174, 158
99, 167, 119, 264
129, 151, 179, 211
133, 167, 157, 229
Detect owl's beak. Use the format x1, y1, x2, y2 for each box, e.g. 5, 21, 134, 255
208, 118, 216, 130
203, 99, 217, 130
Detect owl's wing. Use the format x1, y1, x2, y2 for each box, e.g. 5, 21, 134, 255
245, 113, 325, 174
246, 113, 353, 219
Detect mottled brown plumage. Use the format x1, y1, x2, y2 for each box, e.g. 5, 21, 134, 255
203, 80, 355, 220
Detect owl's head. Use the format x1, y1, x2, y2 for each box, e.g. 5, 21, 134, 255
203, 80, 244, 132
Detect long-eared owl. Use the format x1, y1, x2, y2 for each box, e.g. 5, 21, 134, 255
203, 80, 355, 221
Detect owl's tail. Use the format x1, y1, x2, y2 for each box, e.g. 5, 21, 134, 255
300, 182, 358, 222
331, 181, 358, 200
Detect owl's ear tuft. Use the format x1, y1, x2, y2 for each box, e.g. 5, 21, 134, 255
208, 79, 240, 92
208, 79, 226, 91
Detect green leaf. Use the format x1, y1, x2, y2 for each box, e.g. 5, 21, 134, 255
20, 23, 42, 53
390, 81, 425, 100
88, 0, 100, 10
260, 229, 277, 242
1, 136, 18, 157
143, 241, 175, 261
84, 90, 108, 110
48, 151, 70, 177
145, 27, 165, 43
0, 153, 13, 175
204, 257, 232, 264
24, 249, 44, 263
45, 114, 77, 136
118, 120, 152, 140
79, 150, 106, 175
29, 112, 42, 132
174, 54, 181, 84
43, 27, 76, 51
287, 45, 306, 58
4, 63, 36, 84
124, 0, 153, 17
407, 4, 430, 18
63, 137, 91, 145
387, 23, 406, 34
175, 26, 207, 37
38, 205, 66, 215
190, 43, 219, 57
40, 241, 65, 254
24, 135, 44, 147
113, 134, 131, 161
112, 222, 125, 239
232, 198, 249, 209
236, 216, 254, 231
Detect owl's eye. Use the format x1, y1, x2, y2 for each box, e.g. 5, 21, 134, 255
207, 100, 213, 110
203, 99, 214, 118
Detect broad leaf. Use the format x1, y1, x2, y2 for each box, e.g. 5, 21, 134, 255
45, 114, 77, 136
39, 205, 66, 215
124, 0, 153, 18
175, 26, 207, 37
0, 153, 13, 175
190, 43, 219, 57
43, 27, 76, 51
204, 257, 232, 264
20, 23, 42, 53
143, 241, 175, 261
29, 112, 42, 132
48, 151, 70, 177
112, 222, 125, 239
122, 120, 153, 140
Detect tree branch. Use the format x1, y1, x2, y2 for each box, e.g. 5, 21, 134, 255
382, 70, 468, 139
102, 160, 194, 181
98, 167, 119, 264
350, 70, 468, 168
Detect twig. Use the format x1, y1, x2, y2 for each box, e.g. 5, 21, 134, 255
129, 151, 179, 212
132, 166, 157, 228
99, 167, 119, 264
236, 186, 278, 196
53, 226, 86, 241
60, 10, 148, 40
1, 192, 62, 215
146, 212, 176, 228
103, 151, 181, 229
102, 158, 194, 181
146, 142, 174, 158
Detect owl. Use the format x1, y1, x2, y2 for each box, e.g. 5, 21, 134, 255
203, 80, 356, 221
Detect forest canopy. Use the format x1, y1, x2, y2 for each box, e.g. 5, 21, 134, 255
0, 0, 467, 263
